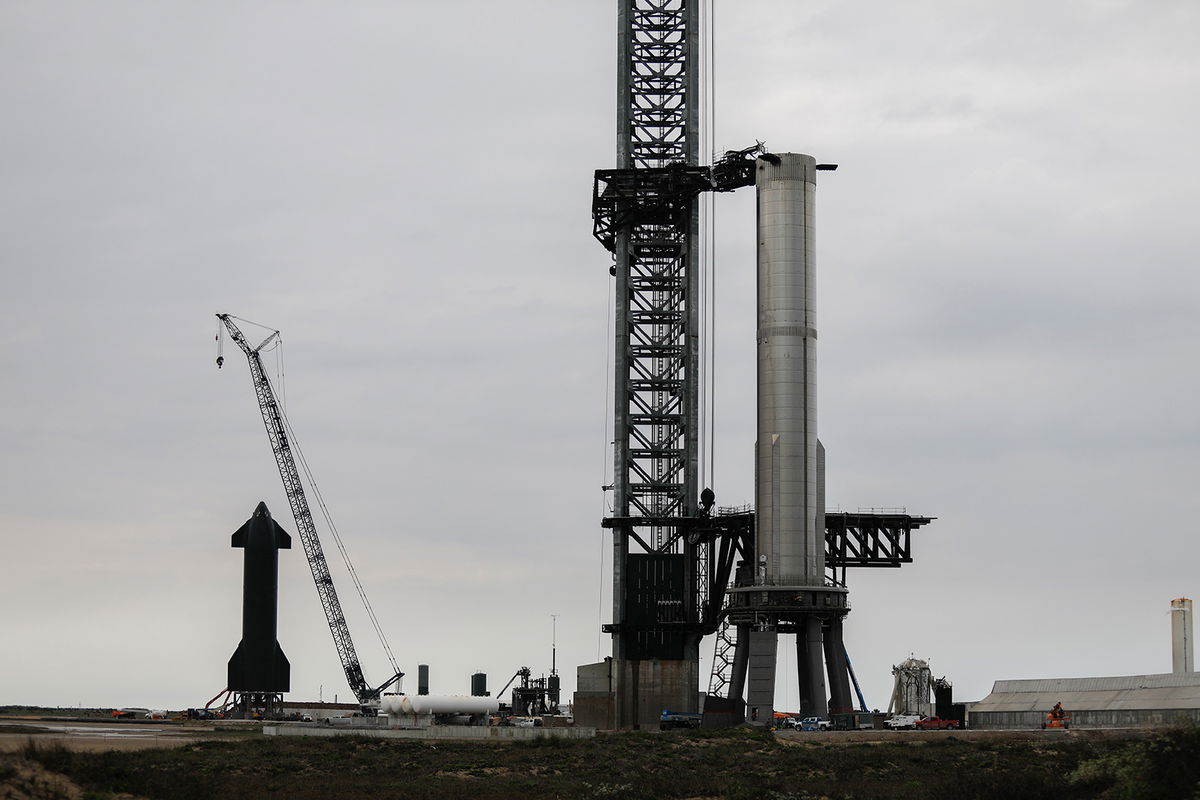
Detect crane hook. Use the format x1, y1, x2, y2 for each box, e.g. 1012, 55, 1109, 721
215, 318, 225, 368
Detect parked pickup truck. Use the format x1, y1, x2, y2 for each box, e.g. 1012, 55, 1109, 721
913, 716, 960, 730
799, 716, 831, 731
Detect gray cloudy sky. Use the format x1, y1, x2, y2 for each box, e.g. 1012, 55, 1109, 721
3, 1, 1198, 714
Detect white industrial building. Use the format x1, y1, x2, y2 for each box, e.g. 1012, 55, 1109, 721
970, 598, 1200, 729
968, 673, 1200, 729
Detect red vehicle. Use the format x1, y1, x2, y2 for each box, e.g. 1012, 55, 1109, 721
913, 716, 960, 730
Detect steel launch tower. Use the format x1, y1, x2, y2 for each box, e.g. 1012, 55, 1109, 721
607, 0, 702, 665
577, 0, 717, 730
576, 1, 933, 730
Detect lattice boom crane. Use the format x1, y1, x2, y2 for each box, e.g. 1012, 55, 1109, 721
216, 313, 402, 707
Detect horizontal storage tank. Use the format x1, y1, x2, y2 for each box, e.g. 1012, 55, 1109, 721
381, 694, 499, 716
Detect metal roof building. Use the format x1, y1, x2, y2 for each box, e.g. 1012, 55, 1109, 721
968, 673, 1200, 729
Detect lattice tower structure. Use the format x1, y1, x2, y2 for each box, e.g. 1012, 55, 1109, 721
609, 0, 703, 662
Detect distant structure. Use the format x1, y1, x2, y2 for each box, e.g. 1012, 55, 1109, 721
933, 677, 967, 727
971, 600, 1200, 728
888, 657, 934, 718
969, 674, 1200, 729
505, 666, 561, 717
228, 501, 291, 718
1172, 598, 1193, 673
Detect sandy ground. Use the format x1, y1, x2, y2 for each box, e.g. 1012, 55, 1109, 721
0, 718, 222, 753
0, 715, 1155, 753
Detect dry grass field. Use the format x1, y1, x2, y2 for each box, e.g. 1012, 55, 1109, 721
2, 717, 1198, 800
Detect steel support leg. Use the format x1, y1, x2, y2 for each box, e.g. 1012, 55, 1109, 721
823, 618, 853, 714
798, 616, 828, 717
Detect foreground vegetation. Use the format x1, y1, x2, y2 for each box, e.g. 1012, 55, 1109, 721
9, 725, 1200, 800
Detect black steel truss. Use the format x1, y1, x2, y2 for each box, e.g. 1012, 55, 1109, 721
604, 0, 701, 662
593, 147, 761, 254
824, 512, 934, 588
600, 3, 767, 664
624, 1, 691, 169
602, 510, 934, 633
697, 509, 936, 696
592, 166, 711, 253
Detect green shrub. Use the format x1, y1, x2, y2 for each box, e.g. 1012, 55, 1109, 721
1069, 724, 1200, 799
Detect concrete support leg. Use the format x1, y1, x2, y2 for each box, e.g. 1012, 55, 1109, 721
745, 629, 778, 726
797, 616, 828, 717
621, 658, 639, 729
606, 658, 699, 730
823, 618, 853, 714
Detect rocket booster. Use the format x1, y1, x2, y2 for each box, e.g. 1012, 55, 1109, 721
227, 501, 291, 693
755, 153, 823, 587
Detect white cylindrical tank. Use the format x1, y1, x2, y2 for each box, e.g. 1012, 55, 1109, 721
755, 153, 822, 586
381, 694, 499, 717
1172, 598, 1193, 673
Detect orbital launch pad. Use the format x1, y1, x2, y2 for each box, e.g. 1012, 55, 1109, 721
575, 2, 933, 731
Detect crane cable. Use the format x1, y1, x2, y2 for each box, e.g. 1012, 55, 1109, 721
706, 0, 718, 489
215, 319, 224, 367
268, 343, 400, 675
699, 0, 718, 491
598, 272, 614, 661
277, 399, 401, 674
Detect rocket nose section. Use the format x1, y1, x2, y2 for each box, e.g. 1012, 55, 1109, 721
233, 502, 289, 548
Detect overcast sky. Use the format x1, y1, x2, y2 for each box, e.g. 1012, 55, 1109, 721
2, 1, 1198, 715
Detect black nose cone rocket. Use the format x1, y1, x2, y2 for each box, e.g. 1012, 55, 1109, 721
228, 501, 291, 693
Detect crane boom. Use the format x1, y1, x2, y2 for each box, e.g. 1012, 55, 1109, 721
217, 313, 400, 706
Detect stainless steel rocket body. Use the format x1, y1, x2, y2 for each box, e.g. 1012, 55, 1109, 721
755, 153, 823, 587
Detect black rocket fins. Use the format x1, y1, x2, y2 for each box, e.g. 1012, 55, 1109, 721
273, 641, 291, 690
